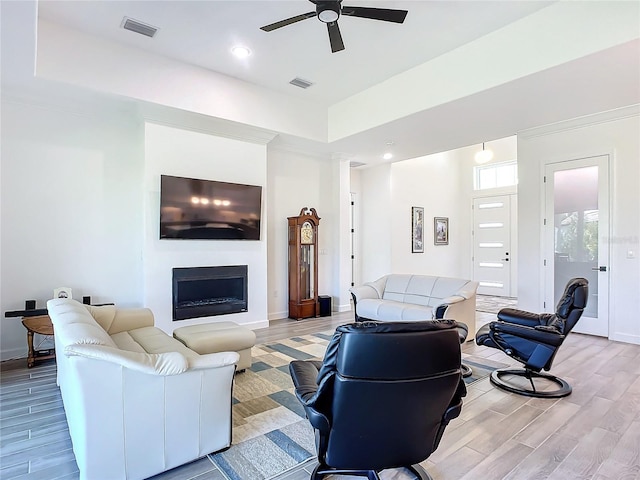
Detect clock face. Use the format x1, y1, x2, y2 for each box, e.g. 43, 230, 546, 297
301, 222, 314, 244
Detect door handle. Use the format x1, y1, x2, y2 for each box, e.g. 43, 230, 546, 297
591, 266, 607, 272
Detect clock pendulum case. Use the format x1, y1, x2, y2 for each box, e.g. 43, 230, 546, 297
288, 207, 320, 320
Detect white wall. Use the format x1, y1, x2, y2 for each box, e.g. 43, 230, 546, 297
354, 138, 518, 286
390, 152, 469, 277
143, 123, 269, 333
518, 106, 640, 344
0, 96, 276, 360
352, 163, 393, 282
266, 147, 337, 320
1, 96, 144, 360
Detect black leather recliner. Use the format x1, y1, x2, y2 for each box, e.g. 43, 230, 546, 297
475, 277, 588, 398
289, 320, 467, 480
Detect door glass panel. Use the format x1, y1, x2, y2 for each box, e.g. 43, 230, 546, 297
553, 166, 598, 317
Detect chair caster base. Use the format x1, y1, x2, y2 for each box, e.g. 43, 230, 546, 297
490, 368, 572, 398
461, 363, 472, 378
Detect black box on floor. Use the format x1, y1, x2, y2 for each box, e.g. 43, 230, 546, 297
318, 295, 332, 317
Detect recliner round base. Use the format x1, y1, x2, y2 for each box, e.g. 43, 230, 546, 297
490, 368, 572, 398
311, 462, 432, 480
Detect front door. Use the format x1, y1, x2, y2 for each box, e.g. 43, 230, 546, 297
472, 195, 516, 297
544, 156, 609, 337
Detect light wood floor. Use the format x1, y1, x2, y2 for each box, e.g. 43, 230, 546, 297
264, 311, 640, 480
2, 309, 639, 480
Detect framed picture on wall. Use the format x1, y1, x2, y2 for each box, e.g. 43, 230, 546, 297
411, 207, 424, 253
434, 217, 449, 245
53, 287, 73, 300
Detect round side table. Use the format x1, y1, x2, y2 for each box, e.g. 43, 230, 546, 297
21, 315, 55, 368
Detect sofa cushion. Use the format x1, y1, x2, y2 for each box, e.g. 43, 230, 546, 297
84, 304, 117, 331
404, 275, 438, 306
111, 326, 197, 358
356, 298, 434, 321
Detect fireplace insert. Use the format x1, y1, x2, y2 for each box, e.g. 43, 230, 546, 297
172, 265, 247, 320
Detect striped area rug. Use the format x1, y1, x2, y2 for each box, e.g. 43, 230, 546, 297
208, 329, 505, 480
208, 330, 332, 480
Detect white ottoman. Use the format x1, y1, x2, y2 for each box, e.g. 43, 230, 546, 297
173, 322, 256, 371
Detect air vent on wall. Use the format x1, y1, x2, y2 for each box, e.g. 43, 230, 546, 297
121, 17, 158, 38
289, 77, 314, 89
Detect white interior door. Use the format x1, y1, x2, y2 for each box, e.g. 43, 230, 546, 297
473, 195, 515, 296
544, 156, 609, 337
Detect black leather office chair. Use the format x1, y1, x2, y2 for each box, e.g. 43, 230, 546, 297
475, 277, 588, 398
289, 320, 466, 480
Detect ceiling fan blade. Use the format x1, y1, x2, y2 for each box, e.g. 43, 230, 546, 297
341, 6, 408, 23
327, 21, 345, 53
260, 11, 317, 32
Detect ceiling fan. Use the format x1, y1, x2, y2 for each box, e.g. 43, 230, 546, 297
260, 0, 408, 53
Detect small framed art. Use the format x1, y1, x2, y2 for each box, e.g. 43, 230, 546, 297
411, 207, 424, 253
434, 217, 449, 245
53, 287, 73, 299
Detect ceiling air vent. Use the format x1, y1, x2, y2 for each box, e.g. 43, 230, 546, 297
289, 77, 314, 89
121, 17, 158, 38
350, 161, 366, 168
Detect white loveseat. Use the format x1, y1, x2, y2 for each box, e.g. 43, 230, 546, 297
47, 298, 239, 480
350, 274, 479, 336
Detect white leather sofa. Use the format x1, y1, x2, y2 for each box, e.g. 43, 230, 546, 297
350, 274, 479, 336
47, 298, 239, 480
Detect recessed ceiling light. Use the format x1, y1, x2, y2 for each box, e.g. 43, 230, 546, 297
383, 153, 393, 160
231, 46, 251, 58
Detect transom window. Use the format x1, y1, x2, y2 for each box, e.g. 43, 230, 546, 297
474, 161, 518, 190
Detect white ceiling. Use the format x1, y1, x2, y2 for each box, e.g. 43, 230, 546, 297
36, 0, 554, 106
4, 1, 640, 166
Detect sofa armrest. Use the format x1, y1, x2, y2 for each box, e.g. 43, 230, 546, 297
440, 295, 465, 306
349, 284, 381, 302
434, 293, 477, 337
64, 344, 190, 375
188, 351, 240, 370
456, 281, 479, 300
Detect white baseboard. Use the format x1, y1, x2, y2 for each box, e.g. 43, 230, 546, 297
243, 319, 269, 330
268, 310, 288, 321
0, 347, 27, 362
610, 332, 640, 345
336, 303, 352, 313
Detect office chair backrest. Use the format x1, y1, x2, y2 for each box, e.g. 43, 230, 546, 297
553, 277, 589, 334
314, 321, 464, 471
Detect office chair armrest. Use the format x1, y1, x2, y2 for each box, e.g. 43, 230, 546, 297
290, 360, 321, 400
434, 393, 465, 449
497, 308, 554, 327
444, 396, 464, 422
491, 321, 565, 347
289, 360, 331, 433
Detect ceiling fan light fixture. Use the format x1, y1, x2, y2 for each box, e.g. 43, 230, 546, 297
317, 4, 340, 23
475, 142, 494, 164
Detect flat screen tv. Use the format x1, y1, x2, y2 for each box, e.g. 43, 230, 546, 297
160, 175, 262, 240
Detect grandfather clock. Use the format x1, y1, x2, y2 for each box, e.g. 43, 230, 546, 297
288, 207, 320, 320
